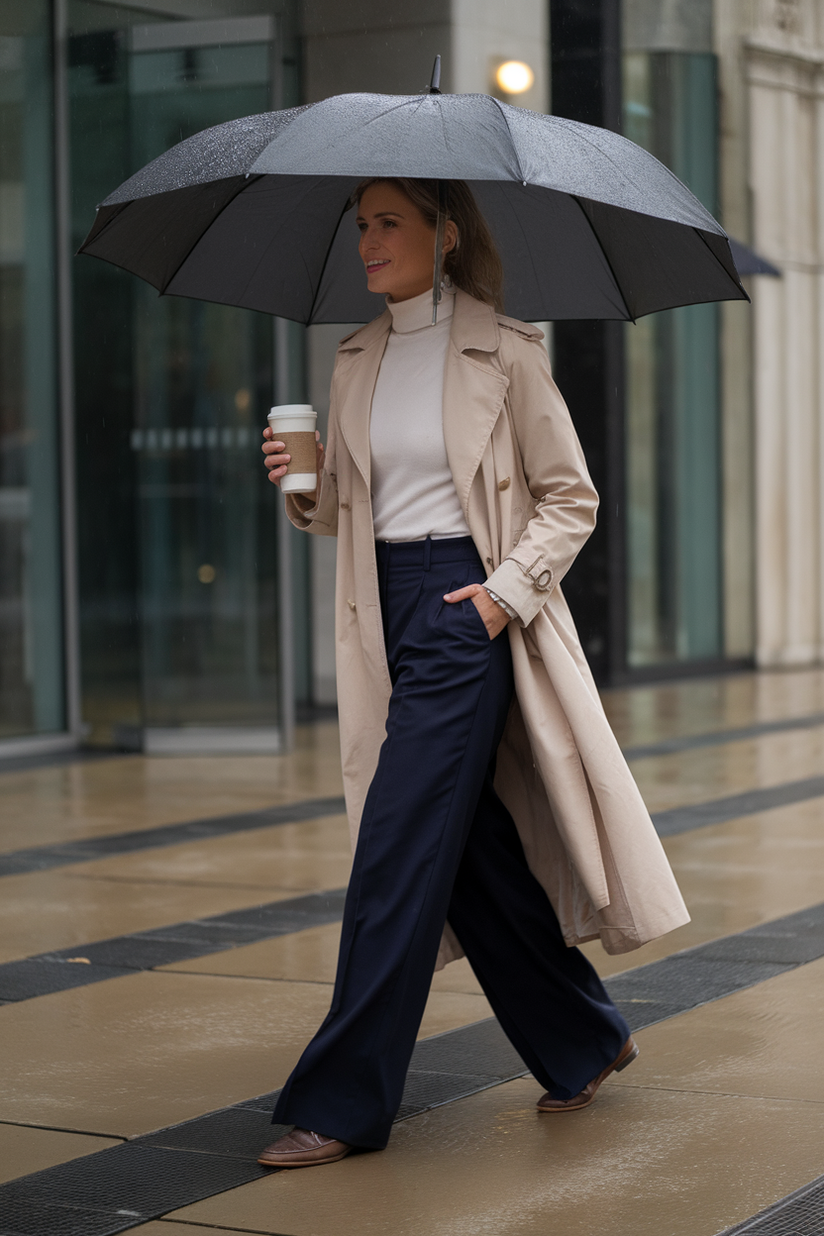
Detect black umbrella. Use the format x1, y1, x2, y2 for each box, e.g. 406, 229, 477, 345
80, 67, 747, 325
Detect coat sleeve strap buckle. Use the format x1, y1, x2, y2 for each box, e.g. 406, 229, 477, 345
521, 556, 553, 591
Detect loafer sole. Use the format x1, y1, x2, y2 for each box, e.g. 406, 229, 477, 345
258, 1144, 353, 1168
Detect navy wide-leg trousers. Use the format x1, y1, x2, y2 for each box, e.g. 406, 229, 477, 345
272, 537, 629, 1149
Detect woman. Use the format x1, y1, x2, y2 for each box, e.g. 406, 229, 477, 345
258, 178, 689, 1168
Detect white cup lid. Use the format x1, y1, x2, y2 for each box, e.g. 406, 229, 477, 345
268, 404, 314, 417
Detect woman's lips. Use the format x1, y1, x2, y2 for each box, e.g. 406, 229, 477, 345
366, 260, 390, 272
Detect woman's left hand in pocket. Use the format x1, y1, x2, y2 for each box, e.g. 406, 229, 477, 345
443, 584, 511, 640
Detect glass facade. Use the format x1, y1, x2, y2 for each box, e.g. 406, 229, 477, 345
0, 3, 745, 755
67, 1, 306, 747
0, 1, 65, 739
623, 52, 723, 667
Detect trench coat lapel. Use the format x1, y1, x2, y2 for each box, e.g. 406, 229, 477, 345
443, 290, 510, 517
335, 310, 392, 488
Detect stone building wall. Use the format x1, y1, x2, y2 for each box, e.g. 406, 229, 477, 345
739, 0, 824, 664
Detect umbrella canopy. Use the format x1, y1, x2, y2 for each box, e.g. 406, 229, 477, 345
727, 237, 781, 278
79, 89, 748, 325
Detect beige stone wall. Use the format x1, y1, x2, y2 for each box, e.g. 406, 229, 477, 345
739, 0, 824, 664
714, 2, 756, 659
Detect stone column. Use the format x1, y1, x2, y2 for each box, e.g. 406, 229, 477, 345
746, 1, 824, 664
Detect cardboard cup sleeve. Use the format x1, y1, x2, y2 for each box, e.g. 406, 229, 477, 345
280, 431, 317, 475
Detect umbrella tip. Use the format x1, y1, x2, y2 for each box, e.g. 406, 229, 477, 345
429, 55, 442, 94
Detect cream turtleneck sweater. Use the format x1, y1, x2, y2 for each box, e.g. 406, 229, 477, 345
369, 285, 471, 543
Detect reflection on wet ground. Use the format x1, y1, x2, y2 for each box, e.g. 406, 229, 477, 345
1, 670, 823, 1235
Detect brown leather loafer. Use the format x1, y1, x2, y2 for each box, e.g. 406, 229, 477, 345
536, 1036, 639, 1113
258, 1127, 353, 1168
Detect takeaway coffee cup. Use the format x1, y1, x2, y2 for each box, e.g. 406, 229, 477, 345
267, 404, 318, 494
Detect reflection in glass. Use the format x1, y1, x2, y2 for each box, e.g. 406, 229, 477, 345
623, 52, 722, 665
69, 5, 291, 741
0, 3, 65, 737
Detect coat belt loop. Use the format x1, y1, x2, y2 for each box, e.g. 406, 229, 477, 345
423, 535, 432, 571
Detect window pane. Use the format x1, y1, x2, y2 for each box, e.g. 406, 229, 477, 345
623, 52, 722, 666
0, 2, 65, 737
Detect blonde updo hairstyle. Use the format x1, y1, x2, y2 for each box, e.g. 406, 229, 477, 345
353, 178, 505, 312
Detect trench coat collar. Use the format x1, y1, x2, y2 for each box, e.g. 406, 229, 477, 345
334, 289, 507, 496
450, 287, 501, 354
336, 287, 501, 356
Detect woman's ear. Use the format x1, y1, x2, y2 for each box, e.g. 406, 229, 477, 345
442, 219, 458, 256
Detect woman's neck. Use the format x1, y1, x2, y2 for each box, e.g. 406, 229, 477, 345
386, 285, 456, 334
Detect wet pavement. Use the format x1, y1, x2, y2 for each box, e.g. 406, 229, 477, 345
1, 668, 823, 1235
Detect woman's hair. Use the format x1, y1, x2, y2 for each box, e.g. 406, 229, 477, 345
352, 178, 505, 312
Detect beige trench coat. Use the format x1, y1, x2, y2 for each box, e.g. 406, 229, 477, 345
287, 289, 689, 961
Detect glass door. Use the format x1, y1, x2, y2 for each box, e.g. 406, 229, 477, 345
69, 5, 292, 750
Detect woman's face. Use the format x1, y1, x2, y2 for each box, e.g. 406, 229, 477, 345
357, 182, 455, 303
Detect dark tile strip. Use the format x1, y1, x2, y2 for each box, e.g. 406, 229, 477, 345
651, 774, 824, 836
1, 902, 822, 1235
3, 842, 823, 1008
717, 1172, 824, 1234
623, 710, 824, 760
4, 768, 824, 885
3, 725, 824, 880
605, 900, 824, 1025
0, 795, 347, 877
0, 889, 347, 1004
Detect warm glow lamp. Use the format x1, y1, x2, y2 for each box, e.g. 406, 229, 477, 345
495, 60, 534, 95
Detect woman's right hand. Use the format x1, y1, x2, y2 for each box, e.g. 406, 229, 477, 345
262, 427, 324, 494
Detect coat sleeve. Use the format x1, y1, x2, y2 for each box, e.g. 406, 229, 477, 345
483, 331, 598, 627
283, 373, 340, 537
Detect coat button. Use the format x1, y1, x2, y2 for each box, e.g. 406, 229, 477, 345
340, 501, 350, 510
486, 557, 493, 566
347, 599, 356, 611
498, 477, 511, 491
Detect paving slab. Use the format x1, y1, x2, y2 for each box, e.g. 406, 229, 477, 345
0, 968, 491, 1139
615, 953, 824, 1104
0, 723, 343, 853
602, 667, 824, 748
0, 872, 310, 966
630, 724, 824, 812
165, 1078, 824, 1236
0, 1123, 120, 1185
64, 815, 352, 893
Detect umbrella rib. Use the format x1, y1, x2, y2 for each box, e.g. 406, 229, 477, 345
306, 194, 357, 324
570, 196, 633, 321
157, 176, 261, 297
491, 99, 527, 183
550, 116, 721, 235
694, 228, 751, 303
